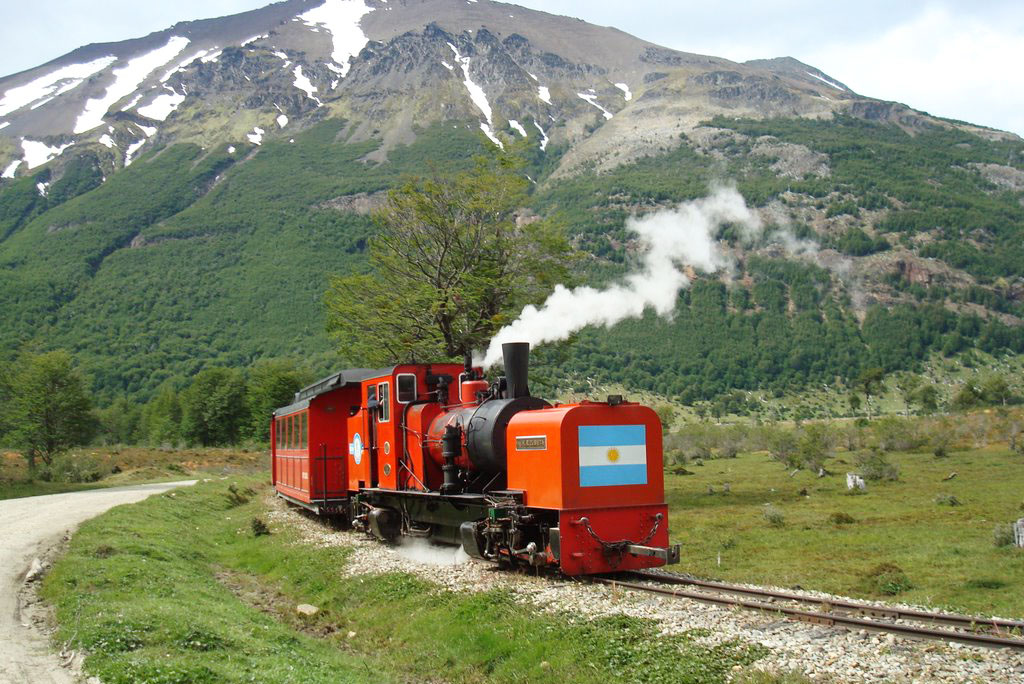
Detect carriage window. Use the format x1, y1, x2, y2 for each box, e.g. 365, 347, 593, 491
289, 415, 296, 450
275, 418, 282, 449
378, 382, 390, 422
396, 373, 416, 404
300, 412, 308, 450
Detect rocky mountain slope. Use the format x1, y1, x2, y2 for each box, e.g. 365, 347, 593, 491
1, 0, 1022, 404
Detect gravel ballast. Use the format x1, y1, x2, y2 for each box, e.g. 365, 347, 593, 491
267, 498, 1024, 683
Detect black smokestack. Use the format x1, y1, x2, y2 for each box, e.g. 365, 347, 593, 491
502, 342, 530, 399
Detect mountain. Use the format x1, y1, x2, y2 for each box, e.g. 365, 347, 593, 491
1, 0, 1023, 411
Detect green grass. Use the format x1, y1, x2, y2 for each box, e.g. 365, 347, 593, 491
44, 477, 767, 684
665, 445, 1024, 617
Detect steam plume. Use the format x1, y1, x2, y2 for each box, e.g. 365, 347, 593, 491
477, 186, 762, 367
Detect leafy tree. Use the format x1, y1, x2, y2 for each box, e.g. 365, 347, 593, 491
895, 373, 922, 416
325, 147, 572, 366
951, 383, 982, 411
180, 369, 248, 447
914, 383, 939, 414
96, 396, 141, 445
848, 392, 862, 416
856, 367, 886, 419
246, 360, 313, 442
140, 383, 183, 446
8, 351, 96, 470
980, 374, 1012, 406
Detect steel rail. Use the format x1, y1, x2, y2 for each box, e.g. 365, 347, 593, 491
627, 572, 1024, 633
591, 576, 1024, 651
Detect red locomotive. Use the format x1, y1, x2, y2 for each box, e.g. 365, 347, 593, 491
271, 343, 679, 575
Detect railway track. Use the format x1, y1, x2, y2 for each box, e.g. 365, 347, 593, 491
591, 571, 1024, 651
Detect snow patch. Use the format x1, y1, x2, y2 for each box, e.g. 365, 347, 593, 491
0, 56, 116, 117
2, 160, 21, 179
273, 50, 293, 67
806, 71, 847, 91
537, 85, 551, 105
201, 50, 223, 63
532, 120, 549, 151
124, 139, 147, 166
527, 72, 538, 82
247, 127, 265, 145
614, 82, 632, 101
228, 145, 236, 154
277, 114, 289, 128
99, 134, 115, 148
22, 139, 73, 169
292, 66, 323, 105
297, 0, 374, 78
137, 89, 186, 121
75, 36, 190, 134
577, 92, 613, 120
447, 42, 501, 148
441, 61, 454, 71
241, 34, 268, 46
137, 124, 158, 138
160, 49, 210, 82
121, 93, 143, 111
0, 121, 8, 131
508, 119, 527, 137
36, 181, 49, 197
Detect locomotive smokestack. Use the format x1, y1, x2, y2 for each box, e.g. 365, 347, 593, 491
502, 342, 531, 399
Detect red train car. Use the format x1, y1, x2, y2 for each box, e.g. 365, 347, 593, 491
271, 343, 679, 575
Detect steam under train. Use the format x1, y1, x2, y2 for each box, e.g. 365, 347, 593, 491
270, 342, 680, 575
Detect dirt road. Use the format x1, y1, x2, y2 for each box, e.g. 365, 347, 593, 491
0, 481, 196, 684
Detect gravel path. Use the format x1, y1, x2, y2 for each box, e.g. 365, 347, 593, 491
268, 496, 1024, 683
0, 481, 196, 684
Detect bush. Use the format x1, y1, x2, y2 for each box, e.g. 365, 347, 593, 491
935, 494, 962, 506
855, 448, 899, 481
829, 512, 856, 525
251, 518, 270, 537
762, 504, 785, 527
993, 523, 1016, 548
863, 562, 912, 595
37, 452, 106, 483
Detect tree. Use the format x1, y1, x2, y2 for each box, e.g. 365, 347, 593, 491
180, 368, 248, 447
914, 383, 939, 414
96, 396, 141, 445
895, 373, 922, 416
856, 367, 885, 419
325, 148, 572, 366
8, 351, 96, 470
140, 383, 183, 446
246, 359, 312, 442
980, 374, 1012, 406
848, 392, 862, 416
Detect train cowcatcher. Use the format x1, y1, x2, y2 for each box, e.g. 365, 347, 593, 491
271, 342, 680, 575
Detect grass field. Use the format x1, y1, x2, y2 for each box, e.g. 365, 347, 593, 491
665, 444, 1024, 618
43, 477, 771, 684
0, 446, 265, 500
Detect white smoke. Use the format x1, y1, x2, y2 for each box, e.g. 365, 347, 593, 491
395, 537, 472, 566
478, 186, 763, 368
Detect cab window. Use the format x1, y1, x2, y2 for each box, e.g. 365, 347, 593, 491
378, 382, 390, 422
396, 373, 416, 403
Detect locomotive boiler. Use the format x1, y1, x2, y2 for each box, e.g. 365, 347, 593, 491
271, 342, 679, 575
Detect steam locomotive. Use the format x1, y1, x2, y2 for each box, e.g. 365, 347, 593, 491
271, 343, 679, 575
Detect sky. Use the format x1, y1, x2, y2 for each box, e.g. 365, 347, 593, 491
1, 0, 1021, 136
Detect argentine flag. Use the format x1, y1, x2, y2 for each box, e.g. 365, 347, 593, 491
578, 425, 648, 487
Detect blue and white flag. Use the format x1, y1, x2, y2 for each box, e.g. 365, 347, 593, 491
578, 425, 647, 487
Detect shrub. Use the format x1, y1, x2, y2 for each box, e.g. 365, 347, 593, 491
251, 518, 270, 537
993, 523, 1016, 547
829, 512, 856, 525
935, 494, 962, 507
37, 452, 106, 483
863, 562, 912, 595
763, 504, 785, 527
855, 448, 899, 481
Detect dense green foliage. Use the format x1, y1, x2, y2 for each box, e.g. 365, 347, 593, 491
1, 112, 1022, 407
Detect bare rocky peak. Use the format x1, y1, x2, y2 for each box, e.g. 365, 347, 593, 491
0, 0, 1016, 180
